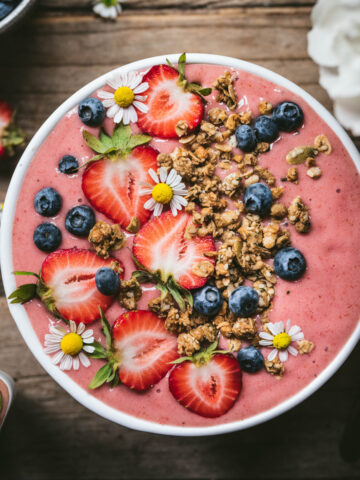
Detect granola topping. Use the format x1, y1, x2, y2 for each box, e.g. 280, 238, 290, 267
213, 71, 238, 110
288, 196, 311, 233
88, 221, 126, 258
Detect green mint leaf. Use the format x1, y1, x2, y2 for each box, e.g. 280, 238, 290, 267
88, 362, 113, 389
8, 283, 37, 304
87, 340, 107, 359
99, 129, 113, 149
177, 53, 187, 79
112, 123, 131, 151
83, 130, 108, 154
13, 271, 40, 279
126, 134, 152, 151
99, 307, 112, 352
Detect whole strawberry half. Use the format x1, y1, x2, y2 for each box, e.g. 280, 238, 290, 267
133, 211, 215, 290
82, 145, 158, 231
137, 64, 203, 138
169, 353, 242, 418
112, 310, 178, 391
40, 248, 123, 324
0, 100, 25, 159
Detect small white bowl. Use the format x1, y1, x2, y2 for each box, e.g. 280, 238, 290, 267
0, 370, 14, 428
0, 0, 37, 34
1, 54, 360, 436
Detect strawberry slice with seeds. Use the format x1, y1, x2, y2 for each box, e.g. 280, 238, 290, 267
137, 64, 203, 138
169, 353, 242, 418
112, 310, 178, 391
133, 211, 215, 290
41, 248, 123, 324
82, 145, 158, 231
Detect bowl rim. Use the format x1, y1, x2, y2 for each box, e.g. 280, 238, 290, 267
1, 53, 360, 437
0, 0, 37, 34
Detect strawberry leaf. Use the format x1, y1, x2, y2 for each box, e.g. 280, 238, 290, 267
83, 130, 108, 154
126, 134, 152, 151
112, 123, 131, 151
87, 340, 107, 359
132, 270, 154, 284
198, 87, 212, 96
88, 362, 114, 389
13, 270, 40, 279
169, 355, 192, 365
177, 52, 186, 80
166, 281, 186, 312
8, 283, 37, 304
99, 128, 113, 149
99, 307, 112, 352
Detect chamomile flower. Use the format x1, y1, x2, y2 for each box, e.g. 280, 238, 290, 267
140, 167, 188, 217
93, 0, 125, 20
97, 71, 148, 124
44, 321, 95, 371
259, 320, 304, 362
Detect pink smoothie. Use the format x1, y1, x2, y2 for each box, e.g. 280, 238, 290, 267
11, 64, 360, 427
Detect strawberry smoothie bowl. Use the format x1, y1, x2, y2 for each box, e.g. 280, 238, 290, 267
1, 53, 360, 436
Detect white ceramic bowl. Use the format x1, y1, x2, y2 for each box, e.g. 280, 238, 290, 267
1, 54, 360, 436
0, 0, 37, 34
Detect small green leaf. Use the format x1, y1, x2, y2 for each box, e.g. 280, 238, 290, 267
83, 130, 108, 154
8, 283, 37, 304
88, 362, 113, 389
169, 355, 192, 365
87, 340, 107, 359
112, 123, 131, 151
106, 369, 116, 383
156, 282, 169, 301
99, 307, 112, 352
126, 134, 152, 151
132, 270, 154, 284
111, 374, 120, 388
198, 87, 212, 96
177, 53, 187, 79
13, 271, 39, 279
167, 282, 186, 312
99, 129, 113, 149
166, 58, 176, 70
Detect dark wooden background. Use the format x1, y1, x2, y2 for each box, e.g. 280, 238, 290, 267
1, 1, 360, 479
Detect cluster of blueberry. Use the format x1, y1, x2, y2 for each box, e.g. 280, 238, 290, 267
235, 101, 304, 152
0, 0, 20, 21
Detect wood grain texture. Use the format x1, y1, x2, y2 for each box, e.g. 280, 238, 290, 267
0, 1, 360, 479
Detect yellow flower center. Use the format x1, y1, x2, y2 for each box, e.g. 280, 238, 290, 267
152, 183, 173, 204
273, 332, 291, 350
114, 86, 135, 108
60, 333, 83, 356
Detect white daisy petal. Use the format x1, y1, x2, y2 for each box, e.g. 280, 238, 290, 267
279, 350, 289, 362
129, 105, 138, 123
82, 336, 95, 344
70, 320, 77, 333
159, 167, 168, 182
133, 100, 148, 113
273, 321, 285, 335
149, 169, 159, 184
79, 352, 90, 368
169, 176, 183, 188
134, 95, 147, 102
81, 329, 93, 338
107, 103, 120, 119
174, 195, 188, 207
291, 332, 304, 342
102, 99, 116, 108
72, 356, 80, 371
49, 325, 66, 336
133, 82, 149, 94
170, 201, 178, 216
44, 345, 61, 354
288, 345, 298, 357
144, 198, 156, 210
83, 345, 95, 353
107, 75, 121, 90
52, 351, 64, 365
267, 349, 278, 361
259, 339, 273, 346
288, 325, 301, 337
114, 108, 124, 124
97, 90, 114, 100
61, 355, 73, 371
170, 197, 181, 210
139, 188, 153, 196
153, 203, 163, 217
167, 169, 178, 185
285, 319, 291, 333
123, 108, 131, 125
259, 331, 273, 341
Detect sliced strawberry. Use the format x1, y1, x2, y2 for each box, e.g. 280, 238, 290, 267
133, 211, 215, 289
82, 145, 158, 230
112, 310, 178, 391
0, 101, 12, 138
41, 248, 123, 324
137, 64, 203, 138
0, 100, 25, 159
169, 354, 242, 418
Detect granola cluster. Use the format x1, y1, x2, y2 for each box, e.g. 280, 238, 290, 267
88, 221, 126, 258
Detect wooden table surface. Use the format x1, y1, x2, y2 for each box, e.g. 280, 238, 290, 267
1, 1, 360, 479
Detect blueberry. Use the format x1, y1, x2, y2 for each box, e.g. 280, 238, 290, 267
229, 286, 259, 317
33, 223, 62, 252
34, 188, 62, 217
244, 182, 273, 215
272, 101, 304, 132
59, 155, 79, 174
95, 267, 120, 296
78, 97, 105, 127
253, 115, 279, 143
235, 125, 257, 152
193, 285, 223, 316
237, 346, 264, 373
274, 246, 306, 281
0, 2, 14, 20
65, 205, 95, 236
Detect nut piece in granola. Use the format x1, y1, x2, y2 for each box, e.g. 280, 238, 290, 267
265, 358, 285, 378
286, 167, 298, 183
307, 166, 322, 179
213, 71, 238, 110
118, 277, 142, 311
270, 203, 288, 219
314, 134, 332, 155
177, 323, 217, 356
258, 100, 273, 115
297, 339, 315, 355
288, 196, 311, 233
88, 221, 126, 258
